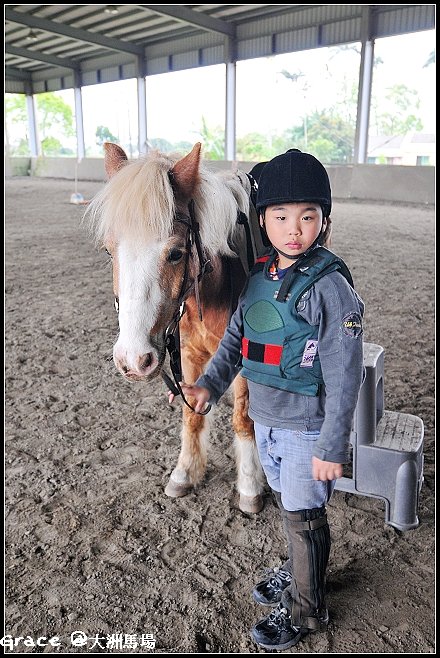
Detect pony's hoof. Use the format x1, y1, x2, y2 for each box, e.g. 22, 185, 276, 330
164, 478, 193, 498
239, 493, 264, 514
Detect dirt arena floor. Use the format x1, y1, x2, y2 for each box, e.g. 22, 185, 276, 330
5, 176, 435, 654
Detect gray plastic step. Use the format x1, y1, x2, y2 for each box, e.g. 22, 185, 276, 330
335, 343, 424, 532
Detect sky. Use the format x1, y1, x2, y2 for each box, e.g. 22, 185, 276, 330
6, 29, 436, 153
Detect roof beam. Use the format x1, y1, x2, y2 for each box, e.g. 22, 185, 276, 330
6, 44, 79, 71
139, 5, 236, 37
5, 7, 144, 57
5, 65, 32, 82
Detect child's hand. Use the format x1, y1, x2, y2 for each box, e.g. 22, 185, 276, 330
167, 383, 211, 414
180, 383, 211, 414
167, 389, 178, 405
312, 456, 343, 481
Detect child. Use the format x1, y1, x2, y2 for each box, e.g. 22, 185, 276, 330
168, 149, 364, 651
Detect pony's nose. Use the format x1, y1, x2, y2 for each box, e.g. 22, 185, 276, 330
113, 349, 157, 378
137, 353, 153, 372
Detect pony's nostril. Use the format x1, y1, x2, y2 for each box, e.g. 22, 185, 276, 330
139, 354, 153, 371
122, 364, 129, 373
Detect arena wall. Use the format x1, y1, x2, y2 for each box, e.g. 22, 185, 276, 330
5, 157, 435, 205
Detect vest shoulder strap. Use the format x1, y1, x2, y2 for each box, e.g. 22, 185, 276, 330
276, 247, 354, 304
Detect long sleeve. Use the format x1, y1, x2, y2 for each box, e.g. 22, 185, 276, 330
300, 272, 364, 462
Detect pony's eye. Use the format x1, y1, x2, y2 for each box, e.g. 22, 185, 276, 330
105, 247, 112, 258
168, 248, 184, 263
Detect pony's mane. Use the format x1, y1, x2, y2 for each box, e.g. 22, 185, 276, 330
85, 149, 251, 258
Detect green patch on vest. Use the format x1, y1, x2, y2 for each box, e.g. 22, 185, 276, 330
245, 301, 284, 333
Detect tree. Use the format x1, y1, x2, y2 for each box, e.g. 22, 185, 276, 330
96, 125, 118, 146
371, 84, 423, 135
194, 117, 225, 160
5, 91, 75, 156
283, 110, 355, 163
36, 92, 75, 141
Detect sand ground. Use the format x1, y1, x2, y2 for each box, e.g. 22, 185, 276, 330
5, 177, 435, 653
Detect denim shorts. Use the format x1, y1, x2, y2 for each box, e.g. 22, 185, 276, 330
254, 422, 336, 512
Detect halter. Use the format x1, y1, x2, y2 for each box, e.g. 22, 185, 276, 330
161, 199, 213, 415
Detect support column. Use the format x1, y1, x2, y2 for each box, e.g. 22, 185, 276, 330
73, 70, 85, 160
136, 54, 148, 154
354, 7, 375, 164
26, 90, 39, 157
225, 37, 237, 162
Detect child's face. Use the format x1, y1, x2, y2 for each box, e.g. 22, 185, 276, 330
261, 202, 326, 268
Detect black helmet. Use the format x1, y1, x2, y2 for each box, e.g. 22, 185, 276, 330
256, 149, 332, 217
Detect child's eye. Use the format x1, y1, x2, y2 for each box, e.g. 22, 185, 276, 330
302, 215, 314, 221
275, 216, 286, 221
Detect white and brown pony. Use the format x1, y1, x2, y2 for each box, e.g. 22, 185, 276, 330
85, 142, 266, 513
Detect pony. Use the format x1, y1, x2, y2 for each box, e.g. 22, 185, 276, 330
85, 142, 267, 513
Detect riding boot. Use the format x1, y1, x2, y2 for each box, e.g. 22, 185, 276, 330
280, 506, 331, 632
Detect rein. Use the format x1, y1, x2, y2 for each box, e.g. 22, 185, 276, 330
162, 199, 213, 415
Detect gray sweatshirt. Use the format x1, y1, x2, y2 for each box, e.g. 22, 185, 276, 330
196, 269, 365, 464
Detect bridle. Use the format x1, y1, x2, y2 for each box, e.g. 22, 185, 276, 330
160, 198, 213, 415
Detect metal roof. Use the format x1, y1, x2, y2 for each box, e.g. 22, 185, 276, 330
5, 4, 435, 94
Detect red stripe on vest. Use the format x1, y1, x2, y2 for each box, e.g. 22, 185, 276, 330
242, 337, 249, 358
255, 255, 270, 263
264, 344, 283, 365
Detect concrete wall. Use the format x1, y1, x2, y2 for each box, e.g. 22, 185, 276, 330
5, 156, 435, 205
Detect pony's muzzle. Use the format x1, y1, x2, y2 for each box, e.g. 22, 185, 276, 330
113, 350, 159, 380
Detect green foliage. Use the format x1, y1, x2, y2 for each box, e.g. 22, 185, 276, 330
41, 136, 60, 156
36, 92, 75, 140
281, 110, 355, 163
236, 133, 275, 161
149, 137, 176, 152
96, 125, 118, 146
5, 91, 75, 156
371, 84, 423, 135
5, 94, 27, 123
194, 117, 225, 160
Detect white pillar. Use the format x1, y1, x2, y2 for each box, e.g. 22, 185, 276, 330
225, 61, 236, 162
354, 8, 374, 164
225, 37, 237, 162
136, 54, 148, 154
74, 82, 85, 160
137, 75, 147, 154
26, 93, 39, 157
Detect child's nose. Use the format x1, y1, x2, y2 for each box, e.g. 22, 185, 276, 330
288, 221, 301, 234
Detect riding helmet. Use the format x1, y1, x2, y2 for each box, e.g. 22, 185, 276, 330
256, 149, 332, 217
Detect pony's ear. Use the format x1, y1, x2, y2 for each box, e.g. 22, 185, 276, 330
104, 142, 128, 178
170, 142, 202, 200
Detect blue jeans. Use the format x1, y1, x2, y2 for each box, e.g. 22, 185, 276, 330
254, 423, 336, 512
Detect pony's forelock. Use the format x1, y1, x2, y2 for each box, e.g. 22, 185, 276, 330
84, 149, 250, 256
85, 150, 177, 246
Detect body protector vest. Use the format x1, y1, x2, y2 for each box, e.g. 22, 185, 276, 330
240, 247, 354, 396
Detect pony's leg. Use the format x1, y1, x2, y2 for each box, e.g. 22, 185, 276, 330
232, 374, 266, 514
164, 348, 209, 498
164, 405, 210, 497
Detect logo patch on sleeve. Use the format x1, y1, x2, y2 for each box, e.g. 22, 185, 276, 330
342, 312, 363, 338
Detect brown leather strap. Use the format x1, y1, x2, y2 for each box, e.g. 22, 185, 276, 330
285, 514, 327, 531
